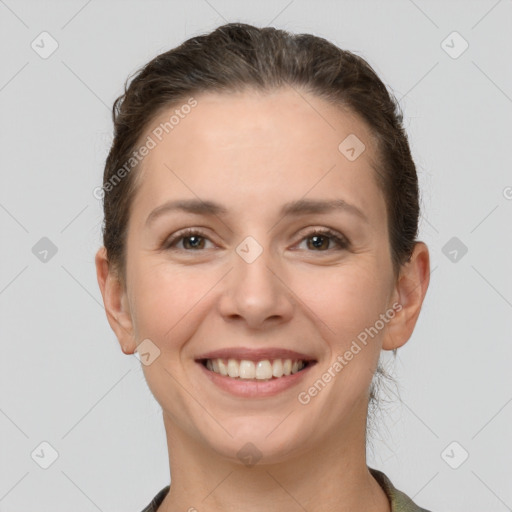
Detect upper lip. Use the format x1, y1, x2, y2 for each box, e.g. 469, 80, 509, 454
195, 347, 317, 362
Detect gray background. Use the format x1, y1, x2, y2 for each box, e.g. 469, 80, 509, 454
1, 0, 511, 510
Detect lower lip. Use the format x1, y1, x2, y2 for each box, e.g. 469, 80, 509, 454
197, 361, 315, 398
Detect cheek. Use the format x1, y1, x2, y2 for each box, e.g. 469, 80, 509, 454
291, 260, 390, 343
128, 259, 216, 347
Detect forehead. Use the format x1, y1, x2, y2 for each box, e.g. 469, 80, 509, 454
131, 87, 385, 226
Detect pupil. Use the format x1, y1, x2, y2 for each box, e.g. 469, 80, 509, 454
311, 235, 327, 250
187, 236, 202, 249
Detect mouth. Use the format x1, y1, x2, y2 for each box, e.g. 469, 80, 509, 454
194, 348, 317, 397
197, 357, 315, 381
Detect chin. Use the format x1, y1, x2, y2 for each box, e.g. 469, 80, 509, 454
204, 416, 312, 467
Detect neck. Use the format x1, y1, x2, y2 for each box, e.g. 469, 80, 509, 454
157, 406, 390, 512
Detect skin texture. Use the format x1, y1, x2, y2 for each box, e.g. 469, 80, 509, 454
96, 87, 430, 512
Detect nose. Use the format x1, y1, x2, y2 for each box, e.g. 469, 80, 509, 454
217, 243, 294, 330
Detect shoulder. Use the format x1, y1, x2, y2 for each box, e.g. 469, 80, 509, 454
369, 467, 433, 512
139, 484, 170, 512
141, 471, 433, 512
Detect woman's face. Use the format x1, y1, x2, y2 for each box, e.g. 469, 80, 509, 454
108, 88, 408, 463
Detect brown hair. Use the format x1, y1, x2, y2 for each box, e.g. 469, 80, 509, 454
102, 22, 419, 283
100, 22, 418, 435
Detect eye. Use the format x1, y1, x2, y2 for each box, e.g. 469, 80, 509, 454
162, 227, 350, 253
296, 228, 349, 252
162, 228, 214, 251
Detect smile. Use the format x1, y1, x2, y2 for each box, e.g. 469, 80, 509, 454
201, 358, 310, 380
194, 348, 318, 398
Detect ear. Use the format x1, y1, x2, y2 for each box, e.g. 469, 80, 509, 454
95, 246, 137, 354
382, 241, 430, 351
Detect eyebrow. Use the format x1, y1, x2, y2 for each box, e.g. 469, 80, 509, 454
145, 197, 369, 226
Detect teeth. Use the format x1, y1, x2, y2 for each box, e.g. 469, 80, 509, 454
218, 359, 228, 376
256, 360, 273, 379
227, 358, 239, 378
204, 358, 307, 380
272, 359, 284, 378
239, 360, 255, 379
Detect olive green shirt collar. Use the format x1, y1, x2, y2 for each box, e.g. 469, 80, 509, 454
141, 467, 432, 512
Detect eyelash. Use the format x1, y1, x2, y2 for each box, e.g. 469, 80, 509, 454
162, 227, 350, 252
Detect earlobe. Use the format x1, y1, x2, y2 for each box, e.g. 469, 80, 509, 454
382, 242, 430, 351
95, 247, 136, 354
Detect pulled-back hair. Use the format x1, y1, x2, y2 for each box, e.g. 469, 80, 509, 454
100, 22, 419, 439
102, 22, 419, 283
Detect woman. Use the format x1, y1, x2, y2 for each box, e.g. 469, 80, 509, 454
95, 22, 432, 512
